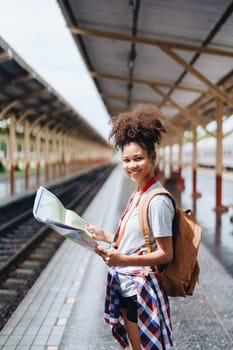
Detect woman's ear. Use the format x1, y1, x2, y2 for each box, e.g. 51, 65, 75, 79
151, 151, 157, 164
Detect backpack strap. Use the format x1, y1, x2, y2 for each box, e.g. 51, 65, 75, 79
139, 187, 176, 257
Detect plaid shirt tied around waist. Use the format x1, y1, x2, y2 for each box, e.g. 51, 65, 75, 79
104, 267, 173, 350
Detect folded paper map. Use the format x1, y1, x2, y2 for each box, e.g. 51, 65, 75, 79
33, 186, 95, 250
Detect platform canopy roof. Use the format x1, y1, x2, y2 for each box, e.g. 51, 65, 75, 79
58, 0, 233, 145
0, 37, 108, 145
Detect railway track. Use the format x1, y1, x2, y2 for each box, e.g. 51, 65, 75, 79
0, 163, 115, 330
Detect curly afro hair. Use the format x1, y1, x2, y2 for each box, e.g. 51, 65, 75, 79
109, 104, 166, 156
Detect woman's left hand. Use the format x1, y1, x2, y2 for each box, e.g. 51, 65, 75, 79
95, 244, 125, 266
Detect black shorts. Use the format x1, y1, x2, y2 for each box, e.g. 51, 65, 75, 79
119, 294, 138, 323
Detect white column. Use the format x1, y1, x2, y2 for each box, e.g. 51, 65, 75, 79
8, 116, 16, 195
23, 121, 30, 189
192, 124, 201, 198
215, 98, 228, 211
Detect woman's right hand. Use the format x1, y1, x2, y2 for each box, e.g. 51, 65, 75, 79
87, 224, 113, 244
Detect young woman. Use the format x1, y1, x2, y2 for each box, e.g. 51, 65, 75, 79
88, 104, 174, 349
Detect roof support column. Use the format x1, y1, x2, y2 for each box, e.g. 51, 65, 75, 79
169, 144, 173, 179
58, 134, 64, 177
163, 146, 169, 179
8, 117, 16, 196
52, 131, 57, 179
64, 135, 70, 176
44, 130, 50, 183
63, 135, 67, 175
70, 139, 75, 173
157, 147, 165, 183
192, 124, 201, 198
24, 121, 30, 190
215, 99, 228, 212
177, 138, 185, 191
35, 132, 41, 187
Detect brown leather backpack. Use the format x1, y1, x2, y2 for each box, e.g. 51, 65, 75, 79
139, 188, 202, 297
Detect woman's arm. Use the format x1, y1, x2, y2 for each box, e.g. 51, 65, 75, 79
95, 236, 173, 267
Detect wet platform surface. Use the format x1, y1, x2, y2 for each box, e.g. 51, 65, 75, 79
180, 168, 233, 277
0, 165, 233, 349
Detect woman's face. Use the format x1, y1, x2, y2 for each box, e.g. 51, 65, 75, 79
122, 142, 156, 189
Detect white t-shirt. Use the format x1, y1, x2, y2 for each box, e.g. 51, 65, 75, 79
116, 181, 175, 297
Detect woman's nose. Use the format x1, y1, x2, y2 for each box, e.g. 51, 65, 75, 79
128, 160, 138, 169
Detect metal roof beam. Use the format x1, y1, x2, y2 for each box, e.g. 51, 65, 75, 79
40, 118, 59, 133
149, 85, 198, 127
161, 119, 183, 136
70, 26, 233, 58
16, 109, 34, 125
158, 2, 233, 110
30, 114, 48, 129
90, 70, 205, 94
161, 47, 233, 108
102, 92, 177, 111
0, 74, 32, 92
0, 88, 48, 106
72, 26, 233, 110
0, 51, 10, 63
171, 92, 210, 125
0, 100, 19, 120
106, 104, 128, 115
101, 92, 157, 105
16, 104, 68, 127
104, 97, 179, 135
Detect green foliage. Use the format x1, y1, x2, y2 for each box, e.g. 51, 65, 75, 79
0, 162, 5, 172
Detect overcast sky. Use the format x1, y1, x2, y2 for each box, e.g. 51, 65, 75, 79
0, 0, 111, 140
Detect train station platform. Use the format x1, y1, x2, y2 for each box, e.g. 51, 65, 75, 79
0, 165, 233, 349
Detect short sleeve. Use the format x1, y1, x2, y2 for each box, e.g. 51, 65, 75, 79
148, 195, 175, 237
